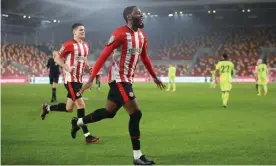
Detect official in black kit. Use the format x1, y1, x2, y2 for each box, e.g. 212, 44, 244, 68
46, 51, 60, 102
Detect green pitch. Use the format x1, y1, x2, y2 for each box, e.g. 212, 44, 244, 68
2, 83, 276, 165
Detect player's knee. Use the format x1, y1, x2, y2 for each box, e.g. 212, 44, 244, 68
106, 111, 116, 118
75, 99, 85, 109
130, 110, 142, 121
66, 104, 74, 112
66, 108, 73, 112
105, 108, 118, 118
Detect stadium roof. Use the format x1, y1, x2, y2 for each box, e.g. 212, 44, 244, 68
2, 0, 276, 30
2, 0, 276, 20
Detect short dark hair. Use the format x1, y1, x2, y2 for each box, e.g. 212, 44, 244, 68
72, 23, 83, 31
222, 53, 228, 60
123, 6, 136, 22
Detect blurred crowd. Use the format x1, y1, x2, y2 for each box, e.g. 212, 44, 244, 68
1, 44, 48, 77
1, 27, 276, 77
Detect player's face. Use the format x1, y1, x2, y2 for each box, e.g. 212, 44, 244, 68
130, 7, 144, 29
74, 26, 85, 39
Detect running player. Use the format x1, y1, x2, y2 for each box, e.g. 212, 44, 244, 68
71, 6, 165, 165
215, 53, 234, 108
41, 23, 98, 144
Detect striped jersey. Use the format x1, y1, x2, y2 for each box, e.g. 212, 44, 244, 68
108, 26, 146, 83
58, 40, 89, 83
91, 25, 156, 84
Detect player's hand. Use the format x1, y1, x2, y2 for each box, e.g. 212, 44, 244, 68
77, 76, 94, 96
65, 65, 75, 73
77, 83, 92, 96
68, 66, 75, 73
153, 77, 166, 90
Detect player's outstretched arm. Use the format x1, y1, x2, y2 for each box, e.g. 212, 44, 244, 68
79, 33, 122, 94
140, 39, 166, 90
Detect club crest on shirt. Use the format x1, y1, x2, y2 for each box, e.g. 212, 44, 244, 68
59, 46, 65, 54
107, 35, 115, 45
129, 92, 134, 97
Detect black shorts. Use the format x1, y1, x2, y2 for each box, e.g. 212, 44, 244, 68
107, 81, 136, 105
64, 82, 83, 101
49, 74, 59, 84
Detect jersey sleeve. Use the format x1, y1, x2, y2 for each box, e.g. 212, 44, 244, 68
58, 42, 72, 58
90, 30, 124, 77
140, 35, 157, 78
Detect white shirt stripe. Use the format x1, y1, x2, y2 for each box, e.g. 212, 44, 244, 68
73, 44, 79, 81
78, 43, 85, 82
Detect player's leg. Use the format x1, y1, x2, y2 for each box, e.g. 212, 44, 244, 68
257, 79, 262, 96
52, 82, 57, 102
114, 82, 155, 165
52, 75, 59, 102
71, 100, 121, 142
223, 83, 232, 107
220, 83, 225, 106
220, 82, 228, 107
172, 76, 176, 91
123, 99, 155, 165
255, 83, 258, 94
211, 78, 216, 88
41, 98, 73, 120
49, 76, 54, 102
41, 83, 75, 120
66, 82, 97, 143
264, 83, 268, 96
71, 81, 122, 140
96, 75, 101, 90
167, 77, 171, 91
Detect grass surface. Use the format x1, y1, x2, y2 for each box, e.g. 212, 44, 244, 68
1, 83, 276, 165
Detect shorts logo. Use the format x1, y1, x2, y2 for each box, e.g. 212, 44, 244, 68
129, 92, 134, 97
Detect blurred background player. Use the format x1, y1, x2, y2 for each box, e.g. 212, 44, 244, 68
71, 6, 165, 165
215, 53, 234, 108
89, 67, 103, 91
46, 51, 60, 102
166, 64, 176, 92
96, 68, 103, 91
210, 68, 216, 88
41, 23, 98, 144
256, 59, 268, 96
253, 63, 259, 94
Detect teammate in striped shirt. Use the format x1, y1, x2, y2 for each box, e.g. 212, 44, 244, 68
40, 23, 99, 144
70, 6, 165, 165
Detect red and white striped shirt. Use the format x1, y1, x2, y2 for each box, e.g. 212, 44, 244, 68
91, 26, 156, 84
58, 40, 89, 83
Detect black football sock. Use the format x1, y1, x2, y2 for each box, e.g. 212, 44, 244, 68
49, 103, 67, 112
129, 111, 142, 150
256, 84, 258, 93
52, 88, 56, 100
77, 108, 90, 136
82, 108, 116, 124
98, 81, 101, 88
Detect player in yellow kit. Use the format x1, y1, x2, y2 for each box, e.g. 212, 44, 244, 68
256, 59, 268, 96
215, 54, 234, 108
166, 65, 176, 92
210, 69, 216, 88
